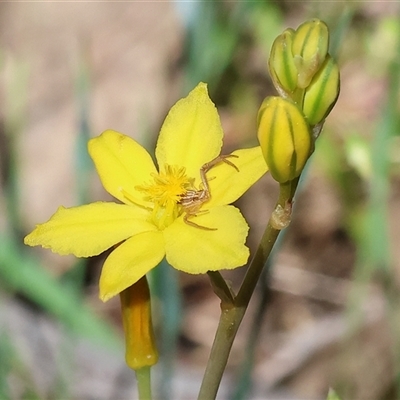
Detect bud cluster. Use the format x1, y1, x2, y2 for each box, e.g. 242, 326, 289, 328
257, 19, 340, 183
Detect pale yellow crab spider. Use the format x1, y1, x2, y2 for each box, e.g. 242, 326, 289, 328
178, 154, 239, 230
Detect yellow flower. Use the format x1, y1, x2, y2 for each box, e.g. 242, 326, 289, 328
24, 83, 268, 301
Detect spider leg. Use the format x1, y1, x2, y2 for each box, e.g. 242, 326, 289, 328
202, 154, 239, 174
199, 154, 239, 193
183, 212, 217, 231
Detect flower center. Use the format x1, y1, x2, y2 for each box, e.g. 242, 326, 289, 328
136, 165, 194, 230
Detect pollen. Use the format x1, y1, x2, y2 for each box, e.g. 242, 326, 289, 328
136, 165, 193, 207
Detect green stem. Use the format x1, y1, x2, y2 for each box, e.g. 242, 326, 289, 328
237, 180, 295, 306
292, 87, 305, 109
198, 179, 298, 400
136, 367, 152, 400
207, 270, 235, 304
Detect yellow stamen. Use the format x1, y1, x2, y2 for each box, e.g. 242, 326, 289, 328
135, 165, 194, 229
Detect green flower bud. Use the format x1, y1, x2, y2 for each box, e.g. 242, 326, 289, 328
292, 19, 329, 89
269, 28, 298, 95
303, 54, 340, 125
257, 97, 311, 183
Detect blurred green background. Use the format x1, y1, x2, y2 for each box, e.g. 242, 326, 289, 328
1, 1, 400, 399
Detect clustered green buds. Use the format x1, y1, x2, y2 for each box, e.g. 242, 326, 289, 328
257, 97, 311, 183
268, 18, 340, 127
258, 18, 340, 184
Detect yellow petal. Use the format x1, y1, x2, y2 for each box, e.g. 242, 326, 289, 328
163, 205, 249, 274
24, 202, 156, 257
99, 231, 165, 301
155, 83, 223, 180
206, 146, 269, 208
88, 130, 157, 206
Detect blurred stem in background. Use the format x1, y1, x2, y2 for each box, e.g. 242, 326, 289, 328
178, 0, 282, 96
60, 58, 94, 296
179, 0, 239, 93
348, 18, 400, 397
151, 261, 182, 400
310, 13, 400, 399
383, 27, 400, 395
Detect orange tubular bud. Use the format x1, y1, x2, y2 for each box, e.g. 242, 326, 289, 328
120, 276, 159, 370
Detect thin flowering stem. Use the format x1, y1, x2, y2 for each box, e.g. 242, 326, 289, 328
136, 367, 152, 400
237, 179, 297, 306
207, 270, 235, 304
199, 179, 299, 400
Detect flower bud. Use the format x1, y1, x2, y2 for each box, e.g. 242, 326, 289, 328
257, 97, 311, 183
120, 277, 158, 370
292, 19, 329, 89
303, 54, 340, 125
268, 28, 298, 95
